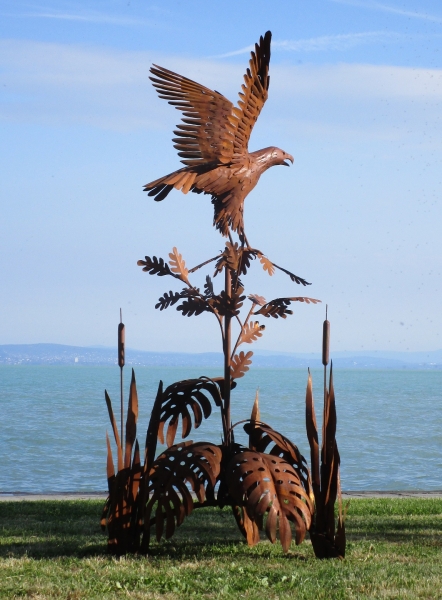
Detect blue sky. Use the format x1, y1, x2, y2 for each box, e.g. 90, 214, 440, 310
1, 0, 441, 353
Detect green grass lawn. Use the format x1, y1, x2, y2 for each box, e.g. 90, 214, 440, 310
0, 498, 441, 599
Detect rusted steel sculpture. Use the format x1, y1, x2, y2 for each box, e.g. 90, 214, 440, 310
144, 31, 293, 239
101, 31, 346, 559
305, 314, 347, 558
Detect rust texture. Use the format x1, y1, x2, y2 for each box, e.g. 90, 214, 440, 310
101, 31, 345, 558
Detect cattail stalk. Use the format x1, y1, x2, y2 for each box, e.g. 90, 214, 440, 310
322, 305, 330, 463
118, 308, 125, 448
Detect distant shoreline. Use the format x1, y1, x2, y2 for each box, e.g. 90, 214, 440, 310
1, 343, 442, 369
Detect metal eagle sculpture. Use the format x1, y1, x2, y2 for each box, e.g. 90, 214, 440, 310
144, 31, 293, 239
100, 31, 346, 562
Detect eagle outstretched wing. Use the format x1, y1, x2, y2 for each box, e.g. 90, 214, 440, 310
149, 66, 234, 166
230, 30, 271, 161
149, 31, 272, 166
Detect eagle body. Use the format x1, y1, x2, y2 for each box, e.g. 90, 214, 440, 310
144, 32, 293, 237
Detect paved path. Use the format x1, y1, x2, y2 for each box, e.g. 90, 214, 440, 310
1, 491, 441, 501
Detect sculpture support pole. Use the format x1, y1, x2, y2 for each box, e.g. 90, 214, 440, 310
223, 266, 232, 446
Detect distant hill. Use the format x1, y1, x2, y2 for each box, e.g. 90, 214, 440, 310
0, 344, 441, 369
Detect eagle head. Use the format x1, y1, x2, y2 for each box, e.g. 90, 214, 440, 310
253, 147, 294, 170
271, 147, 294, 167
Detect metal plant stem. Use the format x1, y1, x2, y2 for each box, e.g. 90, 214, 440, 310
224, 265, 232, 446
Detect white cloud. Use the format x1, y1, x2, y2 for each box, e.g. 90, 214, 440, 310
19, 11, 151, 26
0, 4, 168, 27
215, 44, 255, 58
217, 31, 396, 57
271, 63, 442, 99
331, 0, 442, 24
274, 31, 394, 52
1, 39, 442, 142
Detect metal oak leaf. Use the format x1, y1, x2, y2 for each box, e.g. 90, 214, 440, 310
177, 296, 211, 317
225, 241, 240, 271
230, 350, 253, 379
158, 377, 223, 447
212, 288, 245, 317
213, 245, 256, 278
238, 321, 265, 346
146, 441, 222, 541
204, 275, 214, 298
155, 290, 182, 311
248, 294, 266, 306
255, 297, 321, 319
272, 263, 311, 286
237, 249, 258, 275
137, 255, 173, 277
213, 252, 227, 277
258, 253, 275, 276
168, 247, 189, 283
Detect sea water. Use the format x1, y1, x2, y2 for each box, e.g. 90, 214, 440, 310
0, 365, 441, 492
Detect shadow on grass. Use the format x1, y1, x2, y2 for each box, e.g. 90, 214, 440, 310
0, 500, 440, 560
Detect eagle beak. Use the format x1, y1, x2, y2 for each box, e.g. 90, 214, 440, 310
282, 154, 294, 166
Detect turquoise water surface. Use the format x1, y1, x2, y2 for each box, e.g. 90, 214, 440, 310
1, 366, 441, 492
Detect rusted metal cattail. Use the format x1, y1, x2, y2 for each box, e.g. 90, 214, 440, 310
118, 309, 125, 444
322, 305, 330, 367
322, 305, 330, 463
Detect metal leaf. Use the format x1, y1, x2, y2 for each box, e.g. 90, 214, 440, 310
157, 377, 223, 447
145, 441, 222, 541
155, 290, 182, 311
248, 294, 266, 306
124, 369, 139, 469
204, 275, 214, 298
176, 296, 211, 317
106, 431, 115, 481
231, 504, 260, 546
230, 350, 253, 379
226, 449, 312, 551
212, 288, 245, 317
244, 421, 313, 509
238, 321, 265, 346
254, 297, 321, 319
305, 370, 320, 501
257, 253, 275, 276
213, 252, 227, 277
248, 390, 261, 452
225, 241, 240, 271
104, 390, 123, 472
137, 255, 173, 277
238, 249, 258, 276
270, 263, 311, 286
168, 247, 189, 283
